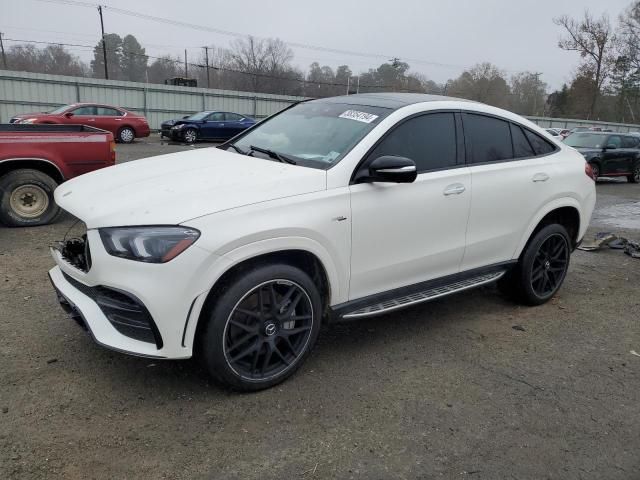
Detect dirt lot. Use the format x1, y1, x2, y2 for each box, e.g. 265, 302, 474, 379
1, 136, 639, 479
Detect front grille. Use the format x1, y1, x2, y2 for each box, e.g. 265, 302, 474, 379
62, 272, 163, 348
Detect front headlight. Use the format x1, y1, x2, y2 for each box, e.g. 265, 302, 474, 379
99, 226, 200, 263
21, 118, 37, 124
171, 124, 185, 130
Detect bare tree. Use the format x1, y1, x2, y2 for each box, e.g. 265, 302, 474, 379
554, 11, 619, 118
510, 72, 547, 115
6, 44, 87, 76
226, 36, 294, 93
446, 63, 511, 108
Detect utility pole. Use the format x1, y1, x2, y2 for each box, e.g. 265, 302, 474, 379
0, 32, 7, 69
346, 76, 350, 95
532, 72, 543, 116
203, 46, 210, 88
184, 49, 188, 78
97, 6, 108, 79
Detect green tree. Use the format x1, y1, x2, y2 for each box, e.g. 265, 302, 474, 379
91, 33, 123, 79
121, 35, 147, 82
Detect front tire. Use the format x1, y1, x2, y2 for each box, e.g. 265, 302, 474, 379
183, 128, 198, 144
589, 162, 600, 181
117, 126, 135, 144
628, 164, 640, 183
0, 169, 61, 227
499, 224, 571, 306
199, 264, 322, 391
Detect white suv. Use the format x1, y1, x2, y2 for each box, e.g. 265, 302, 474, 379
49, 93, 596, 390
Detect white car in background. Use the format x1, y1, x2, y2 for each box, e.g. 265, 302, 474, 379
49, 93, 596, 391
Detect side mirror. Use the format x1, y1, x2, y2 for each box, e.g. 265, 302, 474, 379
604, 144, 617, 150
64, 112, 74, 118
365, 156, 417, 183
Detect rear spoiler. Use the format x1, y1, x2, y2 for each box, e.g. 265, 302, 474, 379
0, 124, 109, 134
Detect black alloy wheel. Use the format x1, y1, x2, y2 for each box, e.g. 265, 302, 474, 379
529, 233, 570, 298
499, 223, 571, 306
223, 279, 314, 381
199, 263, 322, 391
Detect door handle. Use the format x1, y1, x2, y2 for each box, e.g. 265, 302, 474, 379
532, 173, 550, 182
443, 183, 466, 196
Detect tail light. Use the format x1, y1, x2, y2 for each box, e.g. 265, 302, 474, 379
109, 139, 116, 164
585, 162, 596, 181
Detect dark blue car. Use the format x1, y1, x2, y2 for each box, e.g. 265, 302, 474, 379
161, 111, 256, 144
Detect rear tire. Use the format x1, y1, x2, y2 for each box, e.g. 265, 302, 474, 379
199, 263, 322, 391
0, 169, 61, 227
499, 224, 571, 306
628, 164, 640, 183
117, 126, 135, 144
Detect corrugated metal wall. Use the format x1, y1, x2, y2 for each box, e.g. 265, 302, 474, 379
0, 70, 305, 129
2, 70, 640, 133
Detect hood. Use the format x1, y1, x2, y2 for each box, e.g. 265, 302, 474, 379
54, 148, 327, 229
161, 118, 180, 126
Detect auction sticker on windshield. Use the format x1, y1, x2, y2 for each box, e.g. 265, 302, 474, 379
339, 110, 379, 123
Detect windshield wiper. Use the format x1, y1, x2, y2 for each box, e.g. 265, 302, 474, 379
249, 145, 297, 165
226, 143, 248, 155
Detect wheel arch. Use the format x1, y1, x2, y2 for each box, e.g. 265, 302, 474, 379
0, 158, 65, 184
514, 200, 582, 258
186, 241, 342, 355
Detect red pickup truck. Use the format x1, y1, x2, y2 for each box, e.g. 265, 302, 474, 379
0, 124, 115, 227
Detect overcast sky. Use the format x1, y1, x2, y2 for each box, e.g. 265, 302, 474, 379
0, 0, 632, 89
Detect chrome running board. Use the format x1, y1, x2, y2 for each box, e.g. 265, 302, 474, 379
342, 271, 506, 319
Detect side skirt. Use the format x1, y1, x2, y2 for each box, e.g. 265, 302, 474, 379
330, 261, 516, 322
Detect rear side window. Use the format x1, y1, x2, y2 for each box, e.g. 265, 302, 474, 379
524, 129, 556, 155
463, 113, 513, 163
511, 124, 535, 158
96, 107, 121, 116
225, 113, 243, 121
368, 112, 457, 172
622, 135, 640, 148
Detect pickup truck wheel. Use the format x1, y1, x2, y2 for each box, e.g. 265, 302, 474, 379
199, 264, 322, 391
117, 127, 135, 144
628, 164, 640, 183
183, 128, 198, 144
0, 169, 61, 227
499, 224, 571, 306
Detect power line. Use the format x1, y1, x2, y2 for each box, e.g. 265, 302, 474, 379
1, 36, 427, 92
29, 0, 468, 72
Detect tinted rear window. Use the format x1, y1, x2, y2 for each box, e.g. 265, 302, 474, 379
463, 113, 513, 163
511, 124, 535, 158
524, 129, 556, 155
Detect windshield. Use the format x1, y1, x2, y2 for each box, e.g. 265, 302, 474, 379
230, 101, 392, 168
49, 104, 73, 114
186, 112, 211, 121
564, 133, 608, 149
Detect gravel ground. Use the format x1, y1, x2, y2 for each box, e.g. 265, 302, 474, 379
1, 136, 639, 479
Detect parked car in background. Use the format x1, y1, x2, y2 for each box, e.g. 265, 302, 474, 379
49, 93, 596, 391
545, 128, 562, 139
570, 127, 590, 134
0, 124, 115, 226
9, 103, 150, 144
564, 131, 640, 182
161, 111, 256, 144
